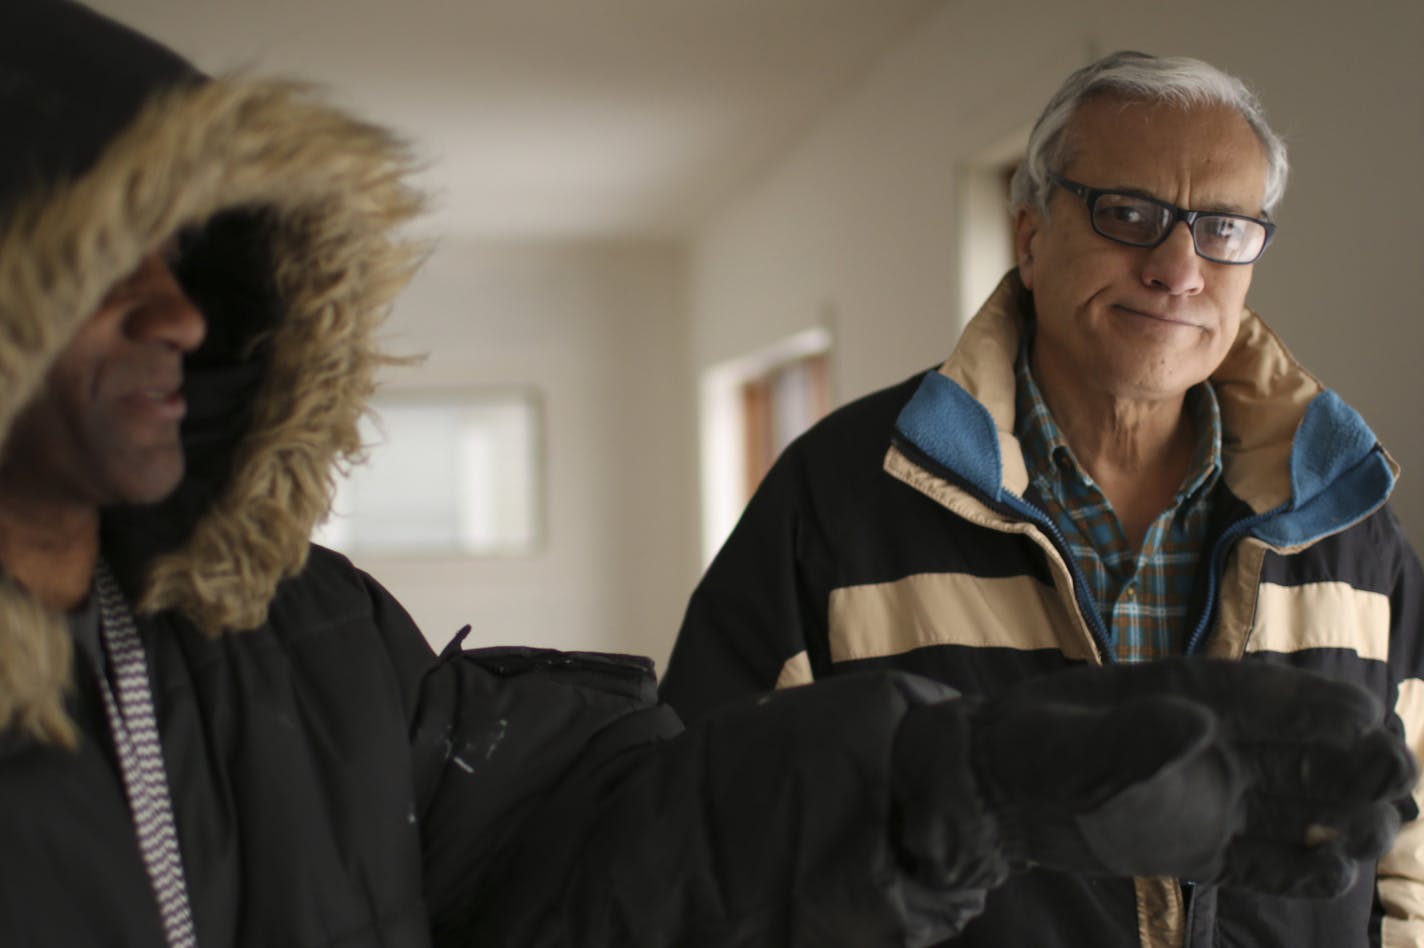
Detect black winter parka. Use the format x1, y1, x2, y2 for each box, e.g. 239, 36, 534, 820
0, 2, 1008, 945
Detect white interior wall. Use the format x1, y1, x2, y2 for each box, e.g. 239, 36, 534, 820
690, 0, 1424, 551
349, 239, 698, 674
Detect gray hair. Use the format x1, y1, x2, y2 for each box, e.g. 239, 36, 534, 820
1008, 51, 1288, 218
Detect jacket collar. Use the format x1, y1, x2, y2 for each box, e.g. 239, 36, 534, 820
893, 270, 1397, 549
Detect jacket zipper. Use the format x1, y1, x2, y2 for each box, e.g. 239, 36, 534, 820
1183, 880, 1197, 945
1183, 506, 1283, 656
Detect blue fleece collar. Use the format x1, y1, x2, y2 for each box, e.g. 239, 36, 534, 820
894, 372, 1007, 501
1251, 389, 1395, 547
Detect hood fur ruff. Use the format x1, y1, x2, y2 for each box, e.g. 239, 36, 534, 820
0, 77, 424, 746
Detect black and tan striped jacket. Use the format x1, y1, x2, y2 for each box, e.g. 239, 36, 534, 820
662, 272, 1424, 948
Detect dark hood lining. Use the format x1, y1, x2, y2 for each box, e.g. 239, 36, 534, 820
102, 208, 282, 595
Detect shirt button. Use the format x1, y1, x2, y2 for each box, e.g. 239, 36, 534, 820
1124, 585, 1136, 599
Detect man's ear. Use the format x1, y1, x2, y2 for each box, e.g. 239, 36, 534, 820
1014, 206, 1041, 291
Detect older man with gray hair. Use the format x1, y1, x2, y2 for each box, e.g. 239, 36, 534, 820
662, 50, 1424, 947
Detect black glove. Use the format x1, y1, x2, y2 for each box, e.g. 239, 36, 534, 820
895, 659, 1417, 899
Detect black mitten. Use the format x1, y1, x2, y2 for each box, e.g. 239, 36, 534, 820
972, 688, 1247, 881
897, 659, 1417, 899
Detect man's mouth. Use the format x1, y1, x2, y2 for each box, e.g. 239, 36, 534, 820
123, 385, 187, 421
1113, 304, 1201, 329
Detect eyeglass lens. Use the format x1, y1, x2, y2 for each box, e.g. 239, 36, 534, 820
1092, 193, 1266, 263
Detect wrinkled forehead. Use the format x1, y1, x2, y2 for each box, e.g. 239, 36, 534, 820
1060, 94, 1270, 211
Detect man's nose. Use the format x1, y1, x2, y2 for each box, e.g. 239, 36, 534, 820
125, 253, 207, 353
1140, 222, 1206, 296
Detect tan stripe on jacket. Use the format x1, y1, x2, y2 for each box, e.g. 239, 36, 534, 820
1246, 581, 1390, 661
827, 571, 1095, 664
1380, 677, 1424, 946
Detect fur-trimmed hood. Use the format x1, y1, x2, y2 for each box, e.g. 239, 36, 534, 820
0, 1, 423, 745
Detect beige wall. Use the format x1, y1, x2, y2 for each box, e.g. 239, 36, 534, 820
690, 0, 1424, 551
355, 239, 698, 673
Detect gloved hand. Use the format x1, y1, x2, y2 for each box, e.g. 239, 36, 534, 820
895, 659, 1417, 899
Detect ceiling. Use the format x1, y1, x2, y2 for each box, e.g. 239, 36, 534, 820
87, 0, 949, 240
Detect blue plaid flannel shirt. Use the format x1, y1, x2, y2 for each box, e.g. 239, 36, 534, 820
1013, 344, 1222, 662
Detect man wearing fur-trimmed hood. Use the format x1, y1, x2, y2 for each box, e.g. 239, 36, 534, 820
0, 4, 1416, 947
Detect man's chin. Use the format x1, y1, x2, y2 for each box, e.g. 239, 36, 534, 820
104, 454, 187, 508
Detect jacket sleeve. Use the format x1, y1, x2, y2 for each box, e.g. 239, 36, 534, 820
410, 640, 1006, 948
1375, 508, 1424, 946
659, 442, 828, 724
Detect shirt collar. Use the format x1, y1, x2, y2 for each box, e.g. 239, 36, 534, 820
1013, 335, 1223, 507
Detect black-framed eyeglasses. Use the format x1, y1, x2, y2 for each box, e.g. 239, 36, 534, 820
1048, 174, 1276, 265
